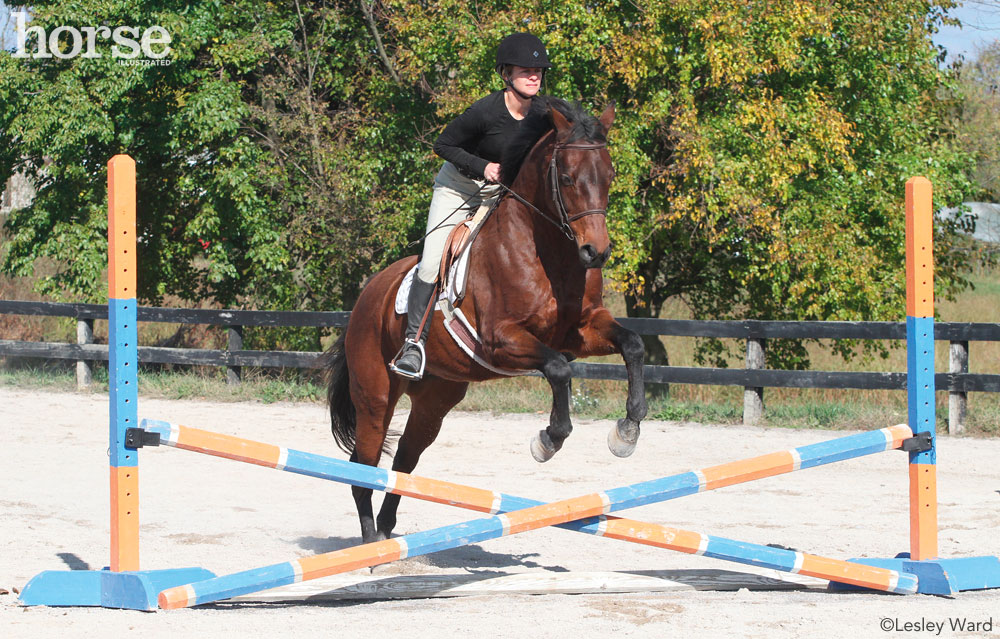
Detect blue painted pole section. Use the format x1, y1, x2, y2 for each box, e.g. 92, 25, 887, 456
285, 449, 394, 492
797, 434, 902, 469
906, 315, 936, 465
703, 538, 798, 572
110, 298, 138, 468
201, 564, 299, 604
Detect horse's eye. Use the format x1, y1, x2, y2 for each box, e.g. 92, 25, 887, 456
560, 174, 573, 186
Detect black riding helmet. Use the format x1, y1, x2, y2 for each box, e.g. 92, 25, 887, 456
495, 33, 551, 99
495, 32, 552, 70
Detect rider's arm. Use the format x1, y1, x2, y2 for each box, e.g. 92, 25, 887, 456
433, 100, 491, 179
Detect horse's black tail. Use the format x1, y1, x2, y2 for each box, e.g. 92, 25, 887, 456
322, 332, 357, 455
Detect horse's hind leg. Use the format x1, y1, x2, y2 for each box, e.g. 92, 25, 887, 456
350, 372, 404, 544
375, 378, 469, 540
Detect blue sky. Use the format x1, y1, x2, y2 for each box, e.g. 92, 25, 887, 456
934, 1, 1000, 61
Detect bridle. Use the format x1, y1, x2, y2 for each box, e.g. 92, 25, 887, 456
499, 140, 609, 241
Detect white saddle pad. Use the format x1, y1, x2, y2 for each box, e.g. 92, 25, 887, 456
394, 248, 472, 315
393, 258, 529, 378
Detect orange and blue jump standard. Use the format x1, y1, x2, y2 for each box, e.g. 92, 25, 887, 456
831, 177, 1000, 595
18, 156, 213, 610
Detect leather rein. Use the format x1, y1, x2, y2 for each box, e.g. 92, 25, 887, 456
499, 141, 609, 241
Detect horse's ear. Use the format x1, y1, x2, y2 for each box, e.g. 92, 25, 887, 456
550, 106, 572, 140
599, 101, 616, 133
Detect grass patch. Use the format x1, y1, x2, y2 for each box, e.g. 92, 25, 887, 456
3, 263, 998, 436
2, 362, 998, 437
0, 363, 324, 404
0, 363, 82, 392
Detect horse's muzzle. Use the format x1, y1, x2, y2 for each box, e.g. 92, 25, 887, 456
579, 244, 611, 269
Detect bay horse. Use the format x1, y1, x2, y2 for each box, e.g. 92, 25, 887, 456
324, 97, 647, 544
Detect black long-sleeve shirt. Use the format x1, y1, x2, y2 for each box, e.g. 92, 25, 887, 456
433, 91, 523, 180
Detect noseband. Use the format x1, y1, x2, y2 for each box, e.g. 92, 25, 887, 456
499, 141, 609, 242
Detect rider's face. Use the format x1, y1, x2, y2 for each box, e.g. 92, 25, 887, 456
508, 65, 543, 97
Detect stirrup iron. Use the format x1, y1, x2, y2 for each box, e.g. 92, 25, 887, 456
390, 339, 426, 380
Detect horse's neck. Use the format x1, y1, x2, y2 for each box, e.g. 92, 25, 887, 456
477, 159, 584, 293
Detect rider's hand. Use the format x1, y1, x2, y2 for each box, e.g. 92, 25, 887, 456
483, 163, 502, 183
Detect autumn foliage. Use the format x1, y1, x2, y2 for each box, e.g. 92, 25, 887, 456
0, 1, 977, 362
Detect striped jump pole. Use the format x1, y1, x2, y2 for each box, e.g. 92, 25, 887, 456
833, 178, 1000, 594
141, 418, 912, 539
906, 176, 939, 561
141, 419, 913, 520
107, 155, 140, 574
154, 422, 919, 608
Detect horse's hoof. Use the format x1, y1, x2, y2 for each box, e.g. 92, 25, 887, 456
530, 430, 558, 463
608, 423, 637, 458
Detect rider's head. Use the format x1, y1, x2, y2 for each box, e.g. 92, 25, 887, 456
495, 33, 551, 98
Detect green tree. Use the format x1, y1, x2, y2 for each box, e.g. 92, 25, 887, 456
0, 0, 977, 363
0, 0, 434, 349
383, 0, 976, 366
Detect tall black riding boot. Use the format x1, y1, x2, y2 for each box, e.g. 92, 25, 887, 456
390, 276, 437, 380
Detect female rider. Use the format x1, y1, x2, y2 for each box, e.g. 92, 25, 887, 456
391, 32, 551, 380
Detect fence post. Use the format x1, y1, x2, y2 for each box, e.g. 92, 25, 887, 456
949, 340, 968, 435
227, 325, 243, 385
743, 337, 765, 426
76, 318, 93, 389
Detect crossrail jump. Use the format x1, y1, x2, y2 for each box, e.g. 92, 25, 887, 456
141, 419, 918, 608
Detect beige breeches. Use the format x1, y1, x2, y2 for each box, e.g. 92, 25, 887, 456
417, 161, 500, 284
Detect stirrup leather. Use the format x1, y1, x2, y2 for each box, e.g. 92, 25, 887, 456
390, 338, 426, 380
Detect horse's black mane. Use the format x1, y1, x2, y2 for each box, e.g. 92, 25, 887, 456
500, 96, 606, 186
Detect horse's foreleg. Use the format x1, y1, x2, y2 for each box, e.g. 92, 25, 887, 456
607, 321, 647, 457
527, 347, 575, 462
489, 329, 573, 462
572, 309, 648, 457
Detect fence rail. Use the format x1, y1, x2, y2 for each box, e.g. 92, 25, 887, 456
2, 299, 998, 432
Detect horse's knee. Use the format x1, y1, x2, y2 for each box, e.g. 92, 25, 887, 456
542, 355, 572, 388
617, 329, 645, 363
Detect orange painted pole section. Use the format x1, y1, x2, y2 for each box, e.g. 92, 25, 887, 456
905, 177, 934, 318
108, 155, 137, 300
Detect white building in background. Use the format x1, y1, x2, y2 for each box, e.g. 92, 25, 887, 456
940, 202, 1000, 245
1, 172, 36, 217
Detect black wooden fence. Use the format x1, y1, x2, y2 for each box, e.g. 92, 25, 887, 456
2, 299, 999, 433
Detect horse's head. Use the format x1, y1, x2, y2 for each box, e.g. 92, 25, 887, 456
547, 103, 616, 269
